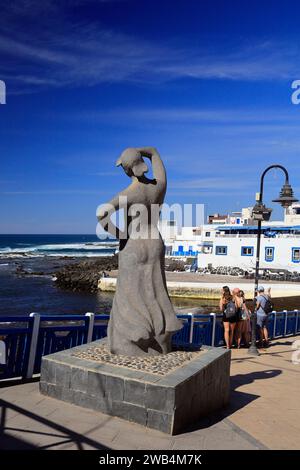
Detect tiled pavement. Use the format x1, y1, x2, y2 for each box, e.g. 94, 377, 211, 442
0, 337, 299, 450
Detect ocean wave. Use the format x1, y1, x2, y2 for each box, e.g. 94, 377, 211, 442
0, 247, 13, 253
0, 241, 118, 258
0, 252, 116, 259
0, 242, 117, 253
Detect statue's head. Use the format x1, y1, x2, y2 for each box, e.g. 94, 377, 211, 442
116, 148, 148, 178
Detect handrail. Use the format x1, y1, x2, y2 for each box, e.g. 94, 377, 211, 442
0, 310, 299, 381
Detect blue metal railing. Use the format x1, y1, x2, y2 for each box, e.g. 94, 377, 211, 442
33, 315, 89, 374
92, 315, 109, 341
0, 310, 299, 380
192, 315, 213, 347
0, 316, 33, 379
171, 314, 192, 347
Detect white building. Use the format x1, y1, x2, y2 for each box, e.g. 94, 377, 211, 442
161, 204, 300, 273
197, 224, 300, 272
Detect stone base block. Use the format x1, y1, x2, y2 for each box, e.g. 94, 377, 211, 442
40, 340, 231, 434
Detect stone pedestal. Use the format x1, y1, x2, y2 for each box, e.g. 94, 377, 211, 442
40, 339, 231, 435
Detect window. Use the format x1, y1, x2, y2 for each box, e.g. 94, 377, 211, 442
216, 246, 227, 255
265, 247, 274, 262
205, 232, 211, 237
241, 246, 254, 256
292, 247, 300, 263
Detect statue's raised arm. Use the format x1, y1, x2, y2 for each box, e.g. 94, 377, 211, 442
137, 147, 166, 187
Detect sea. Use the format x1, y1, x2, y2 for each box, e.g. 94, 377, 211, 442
0, 234, 118, 317
1, 234, 297, 318
0, 234, 118, 258
0, 234, 216, 318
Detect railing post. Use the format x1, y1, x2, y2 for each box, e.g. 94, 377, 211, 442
26, 313, 40, 379
283, 310, 288, 337
188, 313, 194, 344
85, 312, 95, 343
294, 310, 299, 336
273, 311, 277, 338
210, 312, 216, 346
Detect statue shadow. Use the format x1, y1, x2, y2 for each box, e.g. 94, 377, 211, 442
183, 368, 281, 433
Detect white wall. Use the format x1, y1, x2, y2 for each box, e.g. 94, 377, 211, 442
159, 220, 178, 242
197, 235, 300, 272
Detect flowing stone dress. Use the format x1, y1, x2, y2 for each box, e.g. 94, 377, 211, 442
104, 149, 183, 356
108, 232, 183, 356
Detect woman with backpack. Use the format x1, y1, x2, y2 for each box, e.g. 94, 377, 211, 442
219, 286, 238, 349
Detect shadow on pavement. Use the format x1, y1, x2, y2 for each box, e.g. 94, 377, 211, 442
183, 368, 281, 434
0, 377, 40, 389
0, 398, 110, 450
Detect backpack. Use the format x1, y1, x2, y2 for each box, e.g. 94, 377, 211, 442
261, 295, 273, 314
224, 300, 237, 319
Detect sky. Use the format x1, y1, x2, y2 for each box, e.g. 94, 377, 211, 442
1, 0, 300, 234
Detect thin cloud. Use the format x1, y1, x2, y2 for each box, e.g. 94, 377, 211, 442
70, 107, 300, 125
169, 176, 255, 191
1, 189, 105, 195
94, 171, 119, 176
1, 2, 300, 93
167, 189, 253, 197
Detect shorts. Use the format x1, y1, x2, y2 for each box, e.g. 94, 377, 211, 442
223, 313, 238, 324
257, 314, 268, 328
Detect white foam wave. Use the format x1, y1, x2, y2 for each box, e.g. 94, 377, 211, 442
0, 242, 118, 253
0, 241, 118, 258
0, 247, 12, 253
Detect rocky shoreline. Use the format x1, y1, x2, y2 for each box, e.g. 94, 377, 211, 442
3, 255, 186, 295
52, 256, 185, 293
54, 256, 119, 292
1, 255, 119, 293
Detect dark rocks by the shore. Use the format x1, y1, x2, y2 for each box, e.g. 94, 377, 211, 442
54, 256, 118, 292
165, 259, 186, 272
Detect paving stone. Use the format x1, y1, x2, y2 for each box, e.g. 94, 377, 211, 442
55, 363, 71, 388
72, 390, 109, 413
105, 375, 124, 401
146, 409, 173, 434
87, 370, 106, 397
111, 400, 147, 426
145, 384, 175, 412
40, 359, 56, 384
124, 380, 146, 406
70, 367, 88, 393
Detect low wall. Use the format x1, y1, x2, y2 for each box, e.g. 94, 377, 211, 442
98, 277, 300, 300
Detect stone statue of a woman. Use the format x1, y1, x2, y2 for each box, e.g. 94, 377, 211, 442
98, 147, 182, 356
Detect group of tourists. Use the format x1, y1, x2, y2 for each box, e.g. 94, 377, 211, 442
219, 285, 272, 349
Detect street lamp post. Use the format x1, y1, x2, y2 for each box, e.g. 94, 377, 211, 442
248, 165, 299, 356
